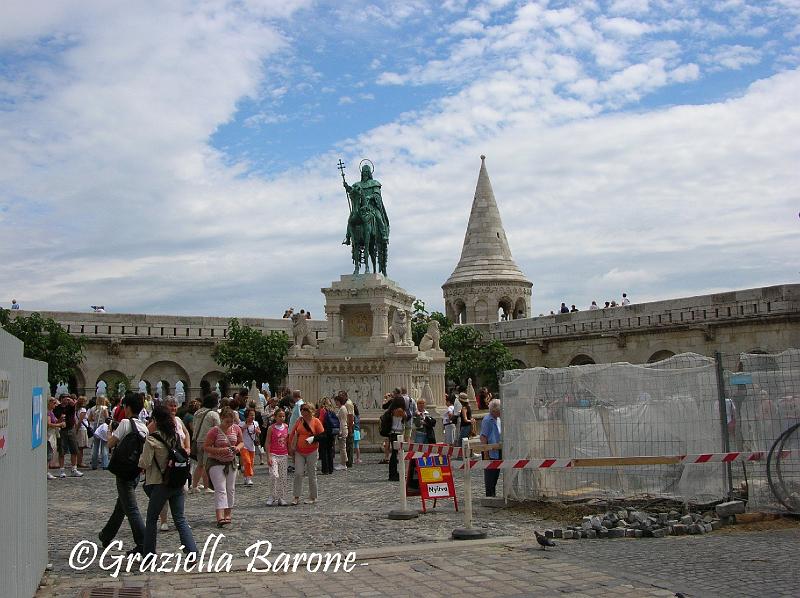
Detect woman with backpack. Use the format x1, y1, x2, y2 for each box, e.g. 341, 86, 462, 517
139, 405, 197, 557
147, 397, 191, 531
317, 397, 336, 475
204, 406, 244, 526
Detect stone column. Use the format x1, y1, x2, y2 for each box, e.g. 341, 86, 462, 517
373, 305, 389, 341
326, 308, 341, 343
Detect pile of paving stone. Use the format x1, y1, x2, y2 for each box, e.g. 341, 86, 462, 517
544, 500, 745, 540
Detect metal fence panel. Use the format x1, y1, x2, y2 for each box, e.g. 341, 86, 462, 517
721, 349, 800, 513
502, 349, 800, 511
0, 329, 49, 598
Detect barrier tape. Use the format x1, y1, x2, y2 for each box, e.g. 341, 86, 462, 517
452, 449, 796, 470
396, 441, 464, 458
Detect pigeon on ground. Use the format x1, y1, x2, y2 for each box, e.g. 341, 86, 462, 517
534, 531, 556, 550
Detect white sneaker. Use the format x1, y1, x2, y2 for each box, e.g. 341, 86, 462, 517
266, 497, 275, 506
334, 464, 346, 471
69, 467, 84, 477
197, 484, 205, 490
59, 469, 66, 478
47, 472, 56, 479
205, 487, 214, 494
304, 498, 316, 505
160, 523, 169, 531
278, 499, 289, 506
245, 478, 253, 486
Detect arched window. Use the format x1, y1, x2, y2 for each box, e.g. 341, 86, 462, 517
513, 297, 527, 319
569, 354, 596, 366
647, 350, 675, 364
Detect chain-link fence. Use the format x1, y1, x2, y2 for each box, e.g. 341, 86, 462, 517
501, 350, 800, 512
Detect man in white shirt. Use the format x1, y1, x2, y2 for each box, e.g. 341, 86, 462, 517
100, 393, 148, 554
589, 301, 599, 310
621, 293, 630, 306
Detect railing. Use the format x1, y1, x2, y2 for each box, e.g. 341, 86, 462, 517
486, 284, 799, 343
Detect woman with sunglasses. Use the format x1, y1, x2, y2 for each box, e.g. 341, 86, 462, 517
287, 402, 324, 505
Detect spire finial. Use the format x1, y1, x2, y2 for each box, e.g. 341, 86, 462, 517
480, 154, 486, 161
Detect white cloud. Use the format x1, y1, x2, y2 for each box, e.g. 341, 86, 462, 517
338, 95, 354, 104
1, 0, 798, 320
703, 45, 762, 71
598, 16, 652, 36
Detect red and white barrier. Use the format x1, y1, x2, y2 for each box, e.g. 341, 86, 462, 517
453, 449, 796, 470
398, 442, 464, 459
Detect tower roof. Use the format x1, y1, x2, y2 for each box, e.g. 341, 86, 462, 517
443, 156, 531, 287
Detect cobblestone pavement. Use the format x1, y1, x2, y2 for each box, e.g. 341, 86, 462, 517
46, 455, 551, 574
42, 456, 800, 597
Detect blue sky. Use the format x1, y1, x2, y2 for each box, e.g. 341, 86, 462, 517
0, 0, 798, 319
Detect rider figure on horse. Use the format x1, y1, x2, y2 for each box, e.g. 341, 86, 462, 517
342, 162, 390, 275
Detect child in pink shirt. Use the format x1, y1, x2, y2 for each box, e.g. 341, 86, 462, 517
265, 408, 289, 506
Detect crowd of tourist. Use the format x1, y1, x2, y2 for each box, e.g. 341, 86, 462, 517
45, 381, 504, 556
282, 307, 313, 319
542, 293, 632, 316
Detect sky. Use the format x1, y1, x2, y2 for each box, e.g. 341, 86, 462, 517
1, 0, 798, 320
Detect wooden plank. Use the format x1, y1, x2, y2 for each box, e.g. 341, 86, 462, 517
571, 455, 684, 467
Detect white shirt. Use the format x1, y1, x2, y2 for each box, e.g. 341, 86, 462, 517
113, 417, 148, 441
240, 421, 261, 451
443, 405, 455, 426
621, 297, 630, 306
589, 304, 599, 310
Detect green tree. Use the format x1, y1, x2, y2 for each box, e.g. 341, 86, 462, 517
0, 308, 86, 389
212, 318, 291, 388
439, 322, 517, 392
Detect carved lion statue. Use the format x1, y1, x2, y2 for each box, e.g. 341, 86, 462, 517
418, 319, 441, 352
291, 312, 317, 348
388, 309, 411, 346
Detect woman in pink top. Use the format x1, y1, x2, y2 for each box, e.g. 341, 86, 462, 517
203, 407, 244, 526
265, 408, 289, 506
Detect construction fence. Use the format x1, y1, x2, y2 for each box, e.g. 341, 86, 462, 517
500, 350, 800, 512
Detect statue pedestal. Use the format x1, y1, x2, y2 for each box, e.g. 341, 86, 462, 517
286, 274, 447, 411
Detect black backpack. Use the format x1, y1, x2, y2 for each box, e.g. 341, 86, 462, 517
379, 409, 393, 437
152, 432, 190, 488
107, 418, 145, 480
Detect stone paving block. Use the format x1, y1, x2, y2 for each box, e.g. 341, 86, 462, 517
715, 500, 746, 517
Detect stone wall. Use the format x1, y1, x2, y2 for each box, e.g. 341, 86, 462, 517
10, 310, 326, 397
481, 284, 800, 368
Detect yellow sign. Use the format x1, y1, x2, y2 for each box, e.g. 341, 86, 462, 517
420, 466, 443, 483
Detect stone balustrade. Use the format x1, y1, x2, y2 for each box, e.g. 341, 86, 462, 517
483, 284, 799, 345
10, 311, 328, 342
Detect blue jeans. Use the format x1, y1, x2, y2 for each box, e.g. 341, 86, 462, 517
143, 484, 197, 555
91, 437, 108, 469
414, 431, 427, 443
99, 475, 145, 553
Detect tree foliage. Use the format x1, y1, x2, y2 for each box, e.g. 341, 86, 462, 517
411, 300, 517, 391
212, 318, 291, 388
0, 308, 86, 388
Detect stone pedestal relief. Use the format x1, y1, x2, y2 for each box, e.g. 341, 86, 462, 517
286, 274, 447, 413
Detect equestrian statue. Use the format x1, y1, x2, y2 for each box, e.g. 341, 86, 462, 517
338, 159, 390, 276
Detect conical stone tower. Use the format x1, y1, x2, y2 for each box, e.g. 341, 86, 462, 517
442, 155, 532, 324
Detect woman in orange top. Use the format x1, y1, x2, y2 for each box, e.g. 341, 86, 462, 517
288, 402, 324, 505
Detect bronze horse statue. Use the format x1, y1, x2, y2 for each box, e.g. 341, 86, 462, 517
341, 162, 389, 276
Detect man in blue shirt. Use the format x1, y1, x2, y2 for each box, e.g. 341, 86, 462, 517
479, 399, 502, 497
